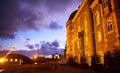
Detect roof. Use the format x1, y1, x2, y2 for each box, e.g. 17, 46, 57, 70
68, 10, 77, 20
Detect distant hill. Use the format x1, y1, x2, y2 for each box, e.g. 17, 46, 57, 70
0, 49, 64, 58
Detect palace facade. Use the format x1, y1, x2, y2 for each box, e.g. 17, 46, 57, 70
66, 0, 120, 66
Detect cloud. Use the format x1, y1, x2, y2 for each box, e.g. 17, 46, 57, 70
48, 21, 63, 30
0, 40, 64, 56
20, 36, 61, 52
0, 0, 81, 39
20, 36, 34, 49
35, 43, 40, 49
25, 38, 31, 45
0, 45, 2, 49
20, 36, 31, 45
24, 38, 35, 49
39, 40, 61, 55
51, 40, 60, 47
26, 44, 34, 49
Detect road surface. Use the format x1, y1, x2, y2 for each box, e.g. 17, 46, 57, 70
0, 63, 101, 73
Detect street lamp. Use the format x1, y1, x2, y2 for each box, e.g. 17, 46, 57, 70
0, 58, 5, 64
33, 55, 38, 60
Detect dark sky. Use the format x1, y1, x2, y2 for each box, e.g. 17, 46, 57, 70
0, 0, 81, 39
0, 0, 81, 56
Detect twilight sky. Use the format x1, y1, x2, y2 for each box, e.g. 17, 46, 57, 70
0, 0, 81, 55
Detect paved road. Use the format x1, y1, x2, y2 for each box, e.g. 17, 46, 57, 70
0, 64, 101, 73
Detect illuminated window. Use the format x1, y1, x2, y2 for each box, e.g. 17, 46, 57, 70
97, 30, 102, 42
84, 20, 88, 34
85, 36, 88, 44
78, 26, 81, 32
84, 17, 88, 45
95, 11, 100, 25
107, 21, 113, 32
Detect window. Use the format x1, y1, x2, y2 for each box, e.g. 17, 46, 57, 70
84, 20, 88, 44
95, 11, 100, 25
102, 0, 112, 15
78, 26, 81, 32
89, 0, 93, 4
102, 0, 108, 9
97, 30, 102, 42
107, 21, 113, 32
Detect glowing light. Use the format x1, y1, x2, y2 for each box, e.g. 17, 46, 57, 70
33, 55, 38, 59
3, 48, 13, 59
35, 62, 37, 64
3, 42, 18, 59
15, 59, 18, 62
10, 59, 13, 62
0, 69, 5, 72
0, 58, 5, 63
5, 59, 8, 62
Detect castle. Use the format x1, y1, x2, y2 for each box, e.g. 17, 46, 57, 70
66, 0, 120, 66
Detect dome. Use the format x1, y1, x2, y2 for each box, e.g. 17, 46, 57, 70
68, 10, 77, 20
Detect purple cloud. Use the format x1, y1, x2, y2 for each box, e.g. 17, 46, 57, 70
0, 0, 81, 39
35, 43, 40, 49
0, 45, 2, 48
48, 21, 63, 30
26, 45, 34, 49
21, 38, 34, 49
38, 40, 61, 55
51, 40, 60, 47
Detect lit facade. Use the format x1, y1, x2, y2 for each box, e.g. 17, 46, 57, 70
66, 0, 120, 66
90, 0, 120, 64
66, 0, 95, 65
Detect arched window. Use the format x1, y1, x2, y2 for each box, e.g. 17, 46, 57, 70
97, 30, 102, 42
95, 11, 100, 25
84, 12, 88, 45
78, 26, 81, 32
84, 20, 88, 44
107, 20, 113, 32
